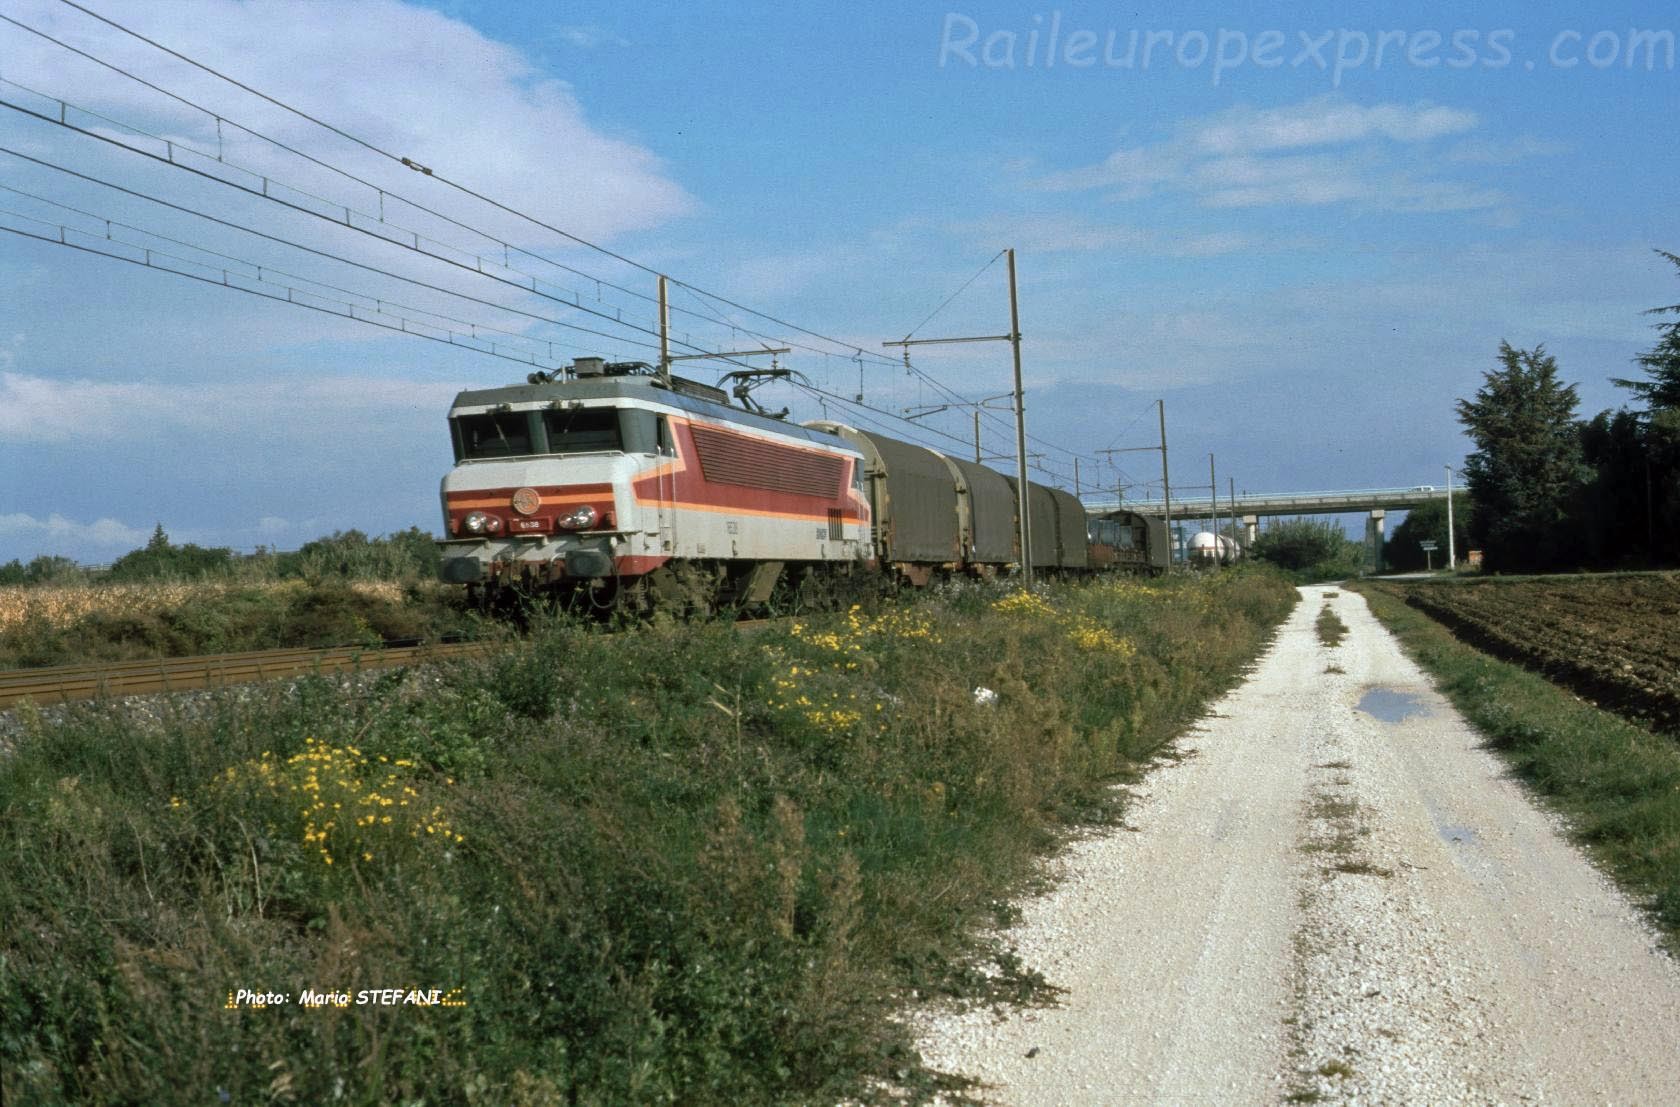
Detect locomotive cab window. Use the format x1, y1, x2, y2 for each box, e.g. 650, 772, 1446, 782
542, 407, 623, 454
616, 409, 659, 455
453, 411, 535, 460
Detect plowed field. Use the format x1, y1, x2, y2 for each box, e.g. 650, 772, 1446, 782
1374, 573, 1680, 734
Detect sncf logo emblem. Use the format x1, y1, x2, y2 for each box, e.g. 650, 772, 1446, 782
511, 487, 542, 515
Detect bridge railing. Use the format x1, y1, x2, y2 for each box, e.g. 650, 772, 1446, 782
1082, 486, 1445, 517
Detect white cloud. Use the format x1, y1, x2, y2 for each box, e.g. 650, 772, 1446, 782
1193, 152, 1366, 207
0, 371, 458, 444
550, 24, 632, 50
1192, 101, 1477, 156
1031, 96, 1513, 216
952, 213, 1259, 258
1444, 136, 1570, 165
0, 511, 150, 550
720, 252, 836, 304
2, 0, 693, 244
0, 371, 176, 443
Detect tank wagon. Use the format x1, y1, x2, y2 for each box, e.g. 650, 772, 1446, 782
1087, 510, 1170, 574
1187, 531, 1243, 567
436, 358, 1093, 609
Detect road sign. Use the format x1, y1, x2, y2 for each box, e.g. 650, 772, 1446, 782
1420, 540, 1438, 551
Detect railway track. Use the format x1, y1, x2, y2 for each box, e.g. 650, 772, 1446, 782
0, 640, 494, 710
0, 614, 783, 711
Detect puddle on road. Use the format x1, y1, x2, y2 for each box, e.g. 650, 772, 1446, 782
1357, 687, 1428, 723
1438, 824, 1479, 846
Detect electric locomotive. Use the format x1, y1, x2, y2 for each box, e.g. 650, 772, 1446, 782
436, 357, 871, 610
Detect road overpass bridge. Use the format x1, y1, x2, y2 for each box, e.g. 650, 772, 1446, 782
1084, 485, 1445, 520
1083, 485, 1453, 560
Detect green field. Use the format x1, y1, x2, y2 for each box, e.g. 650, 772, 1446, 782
1, 570, 1295, 1105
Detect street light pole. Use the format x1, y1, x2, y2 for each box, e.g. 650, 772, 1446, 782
1159, 400, 1173, 564
1208, 453, 1217, 547
1229, 476, 1236, 553
1445, 465, 1456, 571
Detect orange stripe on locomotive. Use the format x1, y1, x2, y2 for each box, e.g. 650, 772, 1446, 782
630, 416, 869, 523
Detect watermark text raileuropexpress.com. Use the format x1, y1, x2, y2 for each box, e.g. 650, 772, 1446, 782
937, 14, 1676, 86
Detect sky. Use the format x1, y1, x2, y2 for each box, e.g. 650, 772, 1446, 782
1, 0, 1676, 563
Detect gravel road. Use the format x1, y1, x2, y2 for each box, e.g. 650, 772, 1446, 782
915, 585, 1680, 1104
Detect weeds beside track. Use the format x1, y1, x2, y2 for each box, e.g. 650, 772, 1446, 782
0, 578, 479, 670
1, 568, 1295, 1105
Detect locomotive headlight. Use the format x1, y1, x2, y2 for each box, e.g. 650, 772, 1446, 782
558, 504, 598, 531
463, 511, 501, 535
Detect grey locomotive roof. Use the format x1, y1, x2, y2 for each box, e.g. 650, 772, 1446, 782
449, 374, 857, 452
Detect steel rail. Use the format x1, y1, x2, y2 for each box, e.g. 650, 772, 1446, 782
0, 641, 494, 709
0, 613, 788, 710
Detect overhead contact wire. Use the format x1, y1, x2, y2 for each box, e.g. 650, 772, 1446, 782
0, 223, 566, 371
3, 6, 819, 349
51, 0, 907, 371
0, 145, 662, 353
0, 180, 579, 361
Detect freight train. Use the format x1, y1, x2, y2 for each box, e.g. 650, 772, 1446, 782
436, 358, 1147, 610
1086, 510, 1171, 575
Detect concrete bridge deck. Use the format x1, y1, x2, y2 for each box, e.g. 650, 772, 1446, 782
1083, 486, 1447, 520
1082, 485, 1455, 572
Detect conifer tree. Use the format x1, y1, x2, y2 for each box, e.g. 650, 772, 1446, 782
1611, 250, 1680, 411
1457, 343, 1589, 569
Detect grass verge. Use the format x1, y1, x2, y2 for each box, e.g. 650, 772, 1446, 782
2, 568, 1295, 1105
1352, 582, 1680, 947
1315, 606, 1348, 648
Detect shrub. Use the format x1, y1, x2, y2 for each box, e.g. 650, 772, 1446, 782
1251, 518, 1366, 581
275, 528, 442, 582
107, 525, 236, 582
